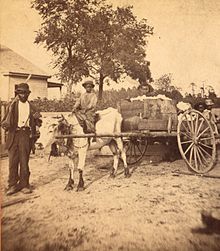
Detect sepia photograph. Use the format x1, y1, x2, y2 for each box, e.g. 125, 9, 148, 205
1, 0, 220, 250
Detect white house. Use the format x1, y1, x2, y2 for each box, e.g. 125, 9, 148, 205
0, 45, 63, 101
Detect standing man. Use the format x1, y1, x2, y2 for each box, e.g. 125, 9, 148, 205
72, 80, 97, 133
1, 83, 42, 195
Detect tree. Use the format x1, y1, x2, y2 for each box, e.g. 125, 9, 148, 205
154, 73, 172, 92
32, 0, 153, 99
153, 73, 183, 101
190, 82, 196, 97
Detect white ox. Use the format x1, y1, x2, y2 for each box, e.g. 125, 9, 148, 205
46, 107, 129, 191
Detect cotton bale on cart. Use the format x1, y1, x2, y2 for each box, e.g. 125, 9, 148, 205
117, 97, 217, 174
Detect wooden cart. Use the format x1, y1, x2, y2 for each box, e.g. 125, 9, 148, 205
56, 98, 218, 174
117, 99, 217, 174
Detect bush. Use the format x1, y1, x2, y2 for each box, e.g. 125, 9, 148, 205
1, 87, 191, 113
30, 96, 77, 112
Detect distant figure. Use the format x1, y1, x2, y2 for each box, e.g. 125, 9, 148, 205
203, 99, 218, 134
137, 84, 154, 96
194, 99, 218, 134
194, 101, 206, 113
72, 80, 97, 133
1, 83, 42, 195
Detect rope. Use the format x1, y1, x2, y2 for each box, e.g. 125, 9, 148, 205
72, 141, 89, 149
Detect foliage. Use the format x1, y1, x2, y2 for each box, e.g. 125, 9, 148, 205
153, 73, 183, 101
30, 96, 77, 112
32, 0, 153, 99
27, 86, 185, 112
29, 89, 139, 112
154, 73, 173, 91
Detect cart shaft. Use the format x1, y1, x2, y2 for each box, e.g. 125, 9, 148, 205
55, 131, 178, 139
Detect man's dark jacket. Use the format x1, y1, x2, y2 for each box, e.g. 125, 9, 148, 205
2, 99, 42, 150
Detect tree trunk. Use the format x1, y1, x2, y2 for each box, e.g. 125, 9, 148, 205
66, 82, 72, 97
98, 73, 104, 100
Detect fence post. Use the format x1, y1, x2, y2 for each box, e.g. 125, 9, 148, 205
0, 100, 6, 145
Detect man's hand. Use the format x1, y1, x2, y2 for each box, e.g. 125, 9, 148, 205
36, 119, 42, 127
1, 120, 10, 131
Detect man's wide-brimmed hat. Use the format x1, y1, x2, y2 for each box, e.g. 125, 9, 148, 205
15, 83, 31, 94
82, 80, 95, 88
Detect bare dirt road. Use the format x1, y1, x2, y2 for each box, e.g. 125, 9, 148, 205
1, 151, 220, 251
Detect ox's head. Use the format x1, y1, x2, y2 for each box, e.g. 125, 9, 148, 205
57, 114, 71, 135
42, 114, 71, 152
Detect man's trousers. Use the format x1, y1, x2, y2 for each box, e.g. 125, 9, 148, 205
75, 110, 95, 133
8, 129, 31, 188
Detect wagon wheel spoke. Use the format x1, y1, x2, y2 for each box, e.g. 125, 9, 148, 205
190, 113, 195, 134
124, 141, 130, 152
126, 140, 134, 161
198, 145, 212, 159
197, 126, 210, 139
181, 139, 193, 145
198, 142, 213, 150
133, 142, 137, 157
179, 131, 192, 139
128, 142, 134, 161
199, 136, 214, 141
181, 122, 191, 135
196, 118, 205, 135
194, 113, 199, 135
184, 142, 194, 155
197, 146, 209, 167
124, 137, 147, 165
136, 142, 143, 156
131, 141, 135, 157
193, 145, 198, 170
194, 145, 205, 171
195, 146, 205, 169
189, 145, 194, 166
184, 114, 193, 134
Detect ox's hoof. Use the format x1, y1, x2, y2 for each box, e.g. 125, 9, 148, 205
64, 179, 74, 191
76, 186, 85, 192
124, 168, 131, 178
76, 177, 84, 192
109, 173, 116, 178
64, 184, 74, 191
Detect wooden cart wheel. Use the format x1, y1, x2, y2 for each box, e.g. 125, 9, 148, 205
177, 109, 216, 173
123, 137, 147, 165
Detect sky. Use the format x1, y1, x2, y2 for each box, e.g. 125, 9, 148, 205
1, 0, 220, 95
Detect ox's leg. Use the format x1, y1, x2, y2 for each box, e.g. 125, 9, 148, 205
64, 156, 75, 190
77, 170, 84, 192
113, 112, 130, 177
109, 140, 120, 178
76, 142, 88, 191
116, 138, 130, 178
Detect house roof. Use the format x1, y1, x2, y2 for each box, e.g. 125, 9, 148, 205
0, 45, 50, 78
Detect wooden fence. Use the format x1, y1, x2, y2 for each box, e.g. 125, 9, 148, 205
0, 100, 7, 146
